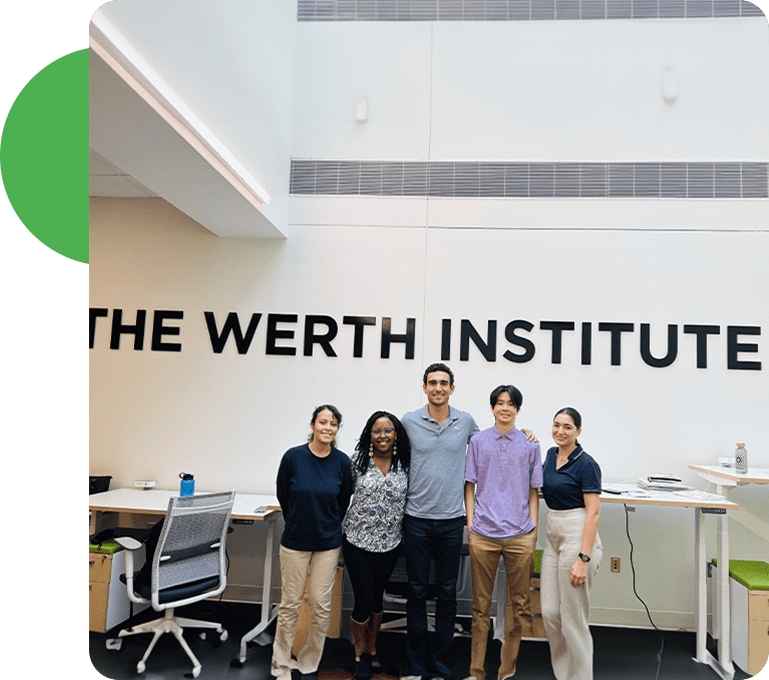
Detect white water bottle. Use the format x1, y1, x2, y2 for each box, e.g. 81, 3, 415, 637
735, 443, 748, 474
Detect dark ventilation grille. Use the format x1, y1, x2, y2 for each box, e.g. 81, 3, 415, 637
290, 160, 768, 198
297, 0, 764, 20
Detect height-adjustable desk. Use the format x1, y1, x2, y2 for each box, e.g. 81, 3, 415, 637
687, 466, 769, 679
89, 488, 282, 663
600, 484, 739, 680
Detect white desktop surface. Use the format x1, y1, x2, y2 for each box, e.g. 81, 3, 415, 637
89, 488, 280, 520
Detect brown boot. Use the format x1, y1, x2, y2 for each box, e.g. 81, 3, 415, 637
364, 611, 384, 657
365, 610, 384, 671
350, 616, 369, 661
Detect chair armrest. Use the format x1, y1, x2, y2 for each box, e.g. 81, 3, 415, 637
114, 536, 142, 551
114, 537, 148, 605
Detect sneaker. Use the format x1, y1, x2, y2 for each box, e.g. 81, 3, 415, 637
401, 676, 422, 680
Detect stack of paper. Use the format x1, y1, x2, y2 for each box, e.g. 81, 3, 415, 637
637, 476, 692, 491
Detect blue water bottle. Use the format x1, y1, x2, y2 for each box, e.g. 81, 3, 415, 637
179, 472, 195, 497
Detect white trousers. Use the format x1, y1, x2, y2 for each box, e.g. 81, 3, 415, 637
541, 508, 602, 680
271, 544, 341, 677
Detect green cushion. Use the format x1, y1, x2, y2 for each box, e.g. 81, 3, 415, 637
534, 549, 542, 575
89, 540, 122, 554
712, 559, 769, 591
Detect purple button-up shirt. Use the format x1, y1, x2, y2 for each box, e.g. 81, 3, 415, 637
465, 426, 542, 539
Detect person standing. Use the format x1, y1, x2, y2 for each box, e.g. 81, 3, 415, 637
343, 410, 411, 679
463, 384, 542, 680
399, 363, 479, 680
272, 405, 353, 680
540, 407, 602, 680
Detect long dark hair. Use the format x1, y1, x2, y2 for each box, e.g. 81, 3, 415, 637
354, 410, 411, 474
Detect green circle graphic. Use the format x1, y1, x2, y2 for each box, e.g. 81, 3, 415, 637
1, 49, 88, 264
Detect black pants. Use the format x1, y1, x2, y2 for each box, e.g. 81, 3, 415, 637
342, 536, 401, 622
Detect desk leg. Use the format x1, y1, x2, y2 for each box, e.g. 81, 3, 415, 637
694, 507, 707, 663
236, 518, 280, 665
693, 506, 735, 680
715, 491, 734, 678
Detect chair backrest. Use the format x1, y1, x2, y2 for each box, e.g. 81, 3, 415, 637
150, 490, 236, 609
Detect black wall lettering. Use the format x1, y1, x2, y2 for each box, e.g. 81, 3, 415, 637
640, 323, 678, 368
204, 312, 262, 354
441, 319, 452, 361
110, 309, 146, 350
581, 322, 592, 365
151, 310, 184, 352
727, 326, 761, 371
598, 322, 634, 366
343, 316, 375, 358
503, 320, 535, 363
460, 319, 497, 361
683, 325, 720, 369
266, 314, 298, 356
540, 321, 575, 364
90, 308, 108, 349
381, 317, 416, 359
304, 315, 339, 357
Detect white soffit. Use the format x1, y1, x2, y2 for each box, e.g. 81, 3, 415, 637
89, 16, 285, 239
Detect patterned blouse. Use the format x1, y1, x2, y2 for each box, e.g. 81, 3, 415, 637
342, 452, 409, 553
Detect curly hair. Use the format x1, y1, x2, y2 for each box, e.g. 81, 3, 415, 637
354, 410, 411, 474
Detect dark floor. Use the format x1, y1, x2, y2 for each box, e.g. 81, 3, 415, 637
89, 601, 756, 680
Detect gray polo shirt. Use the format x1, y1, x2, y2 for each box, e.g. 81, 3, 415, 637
401, 404, 480, 520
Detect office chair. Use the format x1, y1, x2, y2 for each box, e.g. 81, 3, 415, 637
106, 490, 236, 678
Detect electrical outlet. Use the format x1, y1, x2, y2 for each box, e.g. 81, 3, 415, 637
611, 556, 621, 573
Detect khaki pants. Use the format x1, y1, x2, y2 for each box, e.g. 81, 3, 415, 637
541, 508, 602, 680
467, 528, 537, 680
271, 545, 341, 677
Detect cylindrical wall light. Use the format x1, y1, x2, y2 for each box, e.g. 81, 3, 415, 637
355, 95, 368, 123
661, 67, 679, 105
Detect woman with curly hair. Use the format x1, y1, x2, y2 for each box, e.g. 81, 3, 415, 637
342, 410, 411, 679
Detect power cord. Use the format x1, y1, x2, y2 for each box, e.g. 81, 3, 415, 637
625, 504, 665, 680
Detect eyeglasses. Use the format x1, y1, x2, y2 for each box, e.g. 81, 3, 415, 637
372, 428, 394, 436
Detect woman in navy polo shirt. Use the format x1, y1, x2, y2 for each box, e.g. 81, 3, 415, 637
540, 407, 603, 680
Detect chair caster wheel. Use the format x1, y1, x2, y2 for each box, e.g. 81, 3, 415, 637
230, 658, 245, 668
220, 629, 228, 642
192, 665, 201, 678
105, 638, 122, 651
137, 660, 146, 674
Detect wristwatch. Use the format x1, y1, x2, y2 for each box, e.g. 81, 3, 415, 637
578, 552, 591, 563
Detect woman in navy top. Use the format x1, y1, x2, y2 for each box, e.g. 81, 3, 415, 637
272, 405, 353, 680
540, 407, 603, 680
342, 410, 410, 679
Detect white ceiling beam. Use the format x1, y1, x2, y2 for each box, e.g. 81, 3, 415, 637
89, 16, 285, 238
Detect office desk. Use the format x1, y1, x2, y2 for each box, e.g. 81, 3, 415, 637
89, 488, 282, 664
687, 466, 769, 678
600, 484, 739, 680
493, 486, 738, 680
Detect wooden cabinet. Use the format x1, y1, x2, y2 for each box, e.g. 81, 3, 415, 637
733, 584, 769, 676
89, 547, 148, 633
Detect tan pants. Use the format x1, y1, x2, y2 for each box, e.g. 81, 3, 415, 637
467, 529, 537, 680
271, 544, 341, 677
541, 508, 602, 680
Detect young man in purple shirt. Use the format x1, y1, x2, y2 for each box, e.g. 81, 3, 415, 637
463, 384, 542, 680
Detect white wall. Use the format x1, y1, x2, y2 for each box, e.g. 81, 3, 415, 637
90, 12, 769, 630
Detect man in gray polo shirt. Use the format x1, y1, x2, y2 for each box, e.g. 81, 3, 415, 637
400, 363, 480, 680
